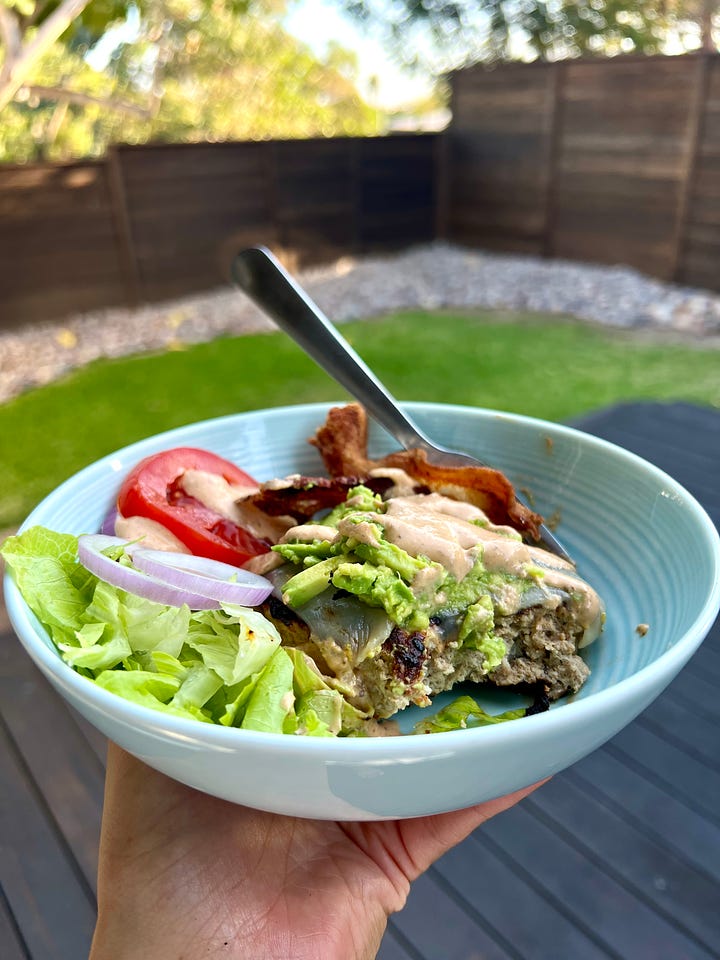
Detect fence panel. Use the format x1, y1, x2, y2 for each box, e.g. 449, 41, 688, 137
552, 56, 701, 280
444, 63, 557, 254
3, 58, 720, 334
444, 53, 719, 286
678, 58, 720, 288
114, 141, 277, 303
273, 138, 355, 264
0, 163, 128, 327
0, 134, 439, 328
356, 135, 438, 249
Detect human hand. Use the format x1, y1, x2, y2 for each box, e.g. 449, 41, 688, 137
91, 743, 545, 960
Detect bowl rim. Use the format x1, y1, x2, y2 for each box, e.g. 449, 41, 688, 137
4, 400, 720, 758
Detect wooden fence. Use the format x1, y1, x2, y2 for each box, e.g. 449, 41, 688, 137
445, 52, 720, 288
0, 135, 439, 328
2, 53, 720, 329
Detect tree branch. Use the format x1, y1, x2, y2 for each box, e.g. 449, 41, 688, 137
21, 83, 152, 118
0, 0, 94, 111
0, 5, 23, 67
44, 98, 70, 152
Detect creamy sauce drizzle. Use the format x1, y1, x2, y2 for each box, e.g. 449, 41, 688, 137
181, 469, 294, 543
280, 523, 340, 544
287, 491, 604, 643
114, 514, 191, 553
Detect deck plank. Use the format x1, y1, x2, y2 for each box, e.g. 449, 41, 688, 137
684, 643, 720, 681
0, 716, 96, 959
526, 776, 720, 950
390, 870, 516, 960
478, 804, 717, 960
71, 713, 108, 770
568, 751, 720, 885
378, 925, 420, 960
434, 827, 613, 960
638, 695, 720, 771
662, 665, 720, 718
0, 888, 29, 960
0, 634, 105, 893
608, 724, 720, 826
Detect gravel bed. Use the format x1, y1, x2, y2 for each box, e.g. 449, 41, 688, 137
2, 242, 720, 405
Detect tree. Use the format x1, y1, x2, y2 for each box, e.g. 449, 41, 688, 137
0, 0, 380, 162
345, 0, 715, 64
0, 38, 145, 160
108, 5, 379, 144
0, 0, 256, 115
0, 0, 95, 110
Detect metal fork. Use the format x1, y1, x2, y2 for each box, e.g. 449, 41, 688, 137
232, 246, 571, 562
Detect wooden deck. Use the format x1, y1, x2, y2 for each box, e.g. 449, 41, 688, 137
1, 401, 719, 960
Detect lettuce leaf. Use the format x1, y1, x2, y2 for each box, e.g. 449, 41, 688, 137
3, 526, 532, 739
93, 668, 216, 723
186, 604, 281, 686
286, 647, 368, 734
2, 528, 283, 728
413, 695, 526, 734
240, 647, 295, 733
2, 527, 96, 644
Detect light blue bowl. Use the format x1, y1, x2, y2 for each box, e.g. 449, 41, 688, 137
5, 403, 720, 819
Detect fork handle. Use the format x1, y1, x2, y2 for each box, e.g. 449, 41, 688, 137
232, 246, 433, 452
233, 247, 572, 562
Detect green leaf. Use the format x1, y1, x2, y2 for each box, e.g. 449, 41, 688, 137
241, 647, 296, 734
1, 527, 95, 631
185, 603, 281, 685
413, 695, 526, 734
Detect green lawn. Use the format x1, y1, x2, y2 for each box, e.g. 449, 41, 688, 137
1, 309, 718, 529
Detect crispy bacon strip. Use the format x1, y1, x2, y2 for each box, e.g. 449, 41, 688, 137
239, 475, 388, 521
309, 402, 372, 476
309, 403, 543, 539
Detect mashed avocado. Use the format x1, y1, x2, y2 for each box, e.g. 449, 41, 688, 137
273, 484, 535, 664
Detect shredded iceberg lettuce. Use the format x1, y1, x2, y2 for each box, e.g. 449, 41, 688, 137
2, 526, 529, 736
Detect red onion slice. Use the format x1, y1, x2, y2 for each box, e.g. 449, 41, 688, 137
77, 535, 220, 610
100, 509, 118, 536
131, 549, 273, 606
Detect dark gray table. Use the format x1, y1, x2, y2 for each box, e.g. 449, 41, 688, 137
2, 402, 719, 960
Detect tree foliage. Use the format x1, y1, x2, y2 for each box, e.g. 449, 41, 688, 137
0, 0, 380, 162
345, 0, 713, 64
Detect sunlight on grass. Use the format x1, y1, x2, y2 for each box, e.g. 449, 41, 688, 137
1, 310, 718, 528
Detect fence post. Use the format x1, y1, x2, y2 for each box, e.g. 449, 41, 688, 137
672, 52, 712, 284
106, 146, 141, 307
350, 136, 362, 255
542, 61, 566, 259
435, 129, 449, 242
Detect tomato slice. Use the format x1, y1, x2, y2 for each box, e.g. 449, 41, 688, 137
117, 447, 269, 566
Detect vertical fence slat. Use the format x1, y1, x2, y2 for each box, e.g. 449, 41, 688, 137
672, 53, 713, 283
542, 62, 566, 259
106, 146, 142, 307
434, 130, 449, 241
445, 62, 557, 254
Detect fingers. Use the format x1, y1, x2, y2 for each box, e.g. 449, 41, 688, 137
399, 778, 550, 879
